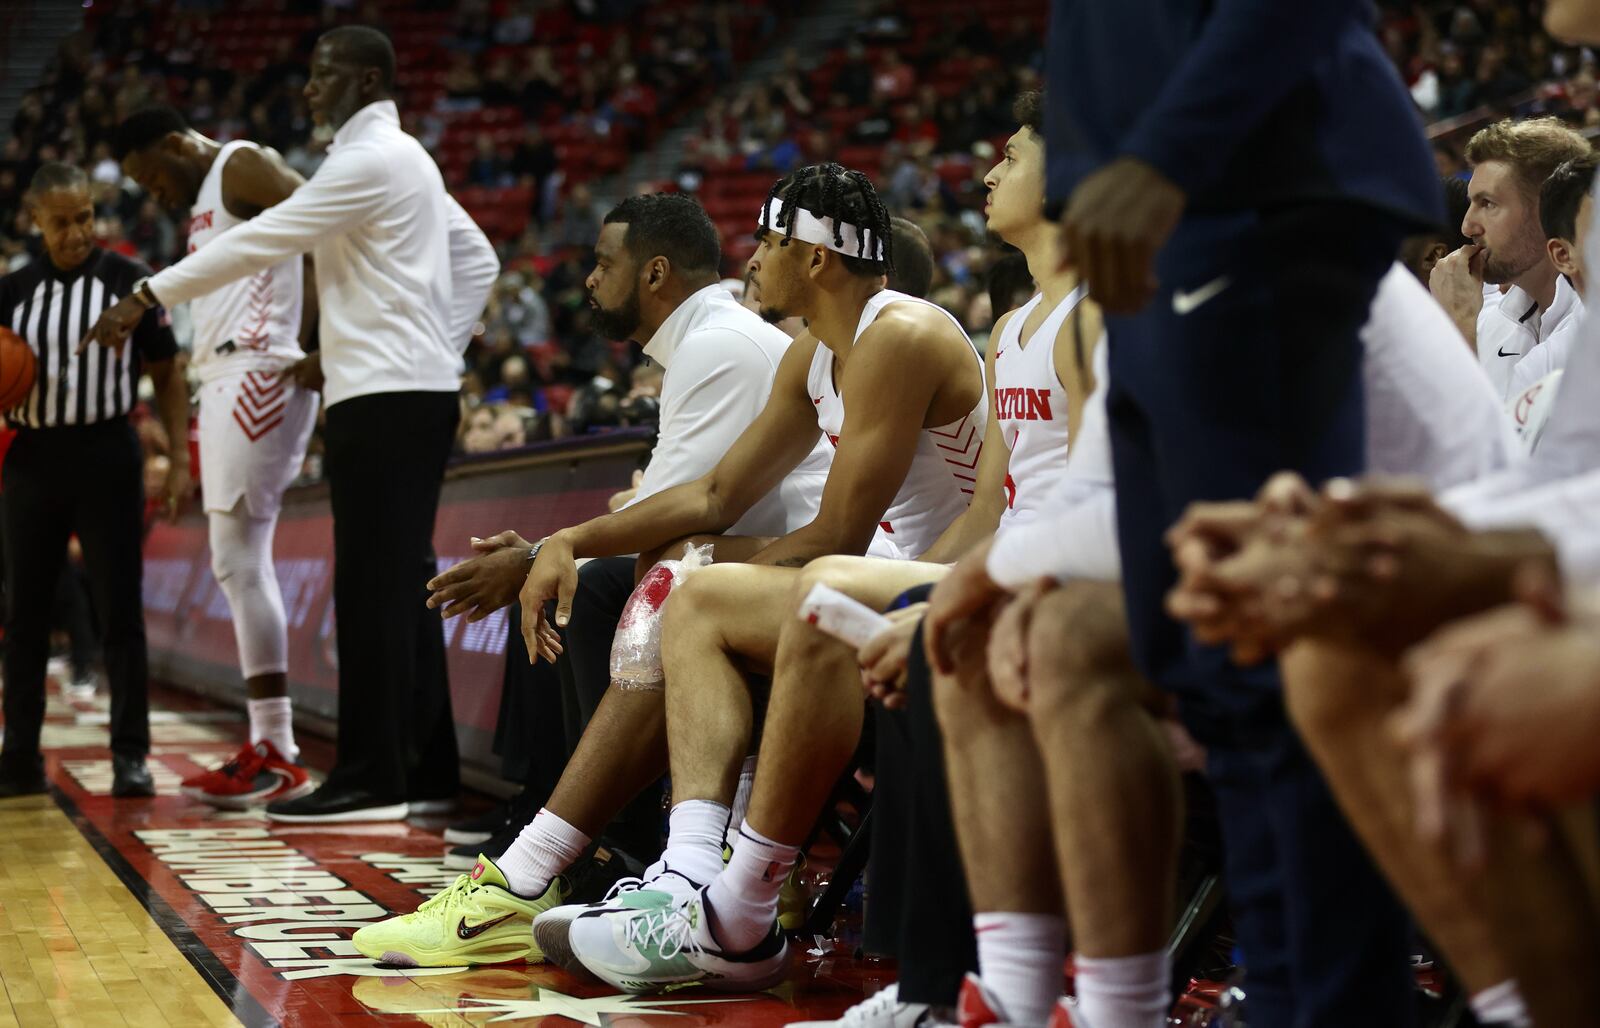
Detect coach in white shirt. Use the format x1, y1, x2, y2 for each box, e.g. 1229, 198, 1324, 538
89, 27, 500, 822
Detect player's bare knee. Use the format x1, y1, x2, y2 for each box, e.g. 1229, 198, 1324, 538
1025, 581, 1130, 678
792, 554, 861, 604
1022, 583, 1136, 719
931, 661, 1009, 738
661, 568, 723, 643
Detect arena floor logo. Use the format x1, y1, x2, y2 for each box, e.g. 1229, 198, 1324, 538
133, 828, 464, 981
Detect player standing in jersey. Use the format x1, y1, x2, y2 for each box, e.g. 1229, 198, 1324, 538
112, 106, 319, 807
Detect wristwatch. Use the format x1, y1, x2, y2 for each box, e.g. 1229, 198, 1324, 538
131, 277, 160, 309
526, 538, 546, 563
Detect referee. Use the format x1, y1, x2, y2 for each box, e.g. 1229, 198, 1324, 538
88, 27, 499, 822
0, 163, 191, 799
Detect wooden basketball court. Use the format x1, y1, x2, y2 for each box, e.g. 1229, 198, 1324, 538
0, 679, 887, 1026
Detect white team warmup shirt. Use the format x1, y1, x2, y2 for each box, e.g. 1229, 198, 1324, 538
1475, 274, 1583, 401
186, 140, 319, 517
808, 288, 986, 560
988, 263, 1512, 588
627, 283, 828, 537
185, 141, 305, 381
993, 284, 1088, 530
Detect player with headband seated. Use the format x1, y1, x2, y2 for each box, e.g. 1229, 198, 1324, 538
539, 90, 1105, 999
353, 163, 985, 971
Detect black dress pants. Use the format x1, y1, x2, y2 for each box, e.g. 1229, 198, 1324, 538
322, 391, 459, 799
555, 555, 665, 861
2, 419, 148, 765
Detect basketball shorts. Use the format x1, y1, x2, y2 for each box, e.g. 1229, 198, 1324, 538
197, 368, 319, 518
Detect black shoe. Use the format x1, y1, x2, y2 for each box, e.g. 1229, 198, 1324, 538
442, 801, 510, 846
111, 755, 155, 798
443, 788, 545, 868
445, 809, 525, 869
406, 794, 458, 817
0, 754, 47, 798
565, 842, 647, 904
266, 782, 407, 823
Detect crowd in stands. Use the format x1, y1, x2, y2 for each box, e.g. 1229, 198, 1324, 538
2, 0, 1596, 469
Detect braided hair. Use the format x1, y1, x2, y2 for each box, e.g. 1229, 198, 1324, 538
761, 163, 894, 279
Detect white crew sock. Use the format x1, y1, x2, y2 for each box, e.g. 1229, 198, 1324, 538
704, 820, 799, 953
1471, 980, 1531, 1027
652, 800, 731, 891
726, 756, 758, 849
973, 912, 1066, 1026
494, 807, 590, 897
1073, 950, 1171, 1028
247, 696, 298, 764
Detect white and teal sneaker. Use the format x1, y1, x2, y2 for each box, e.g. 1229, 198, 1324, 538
566, 889, 791, 995
533, 875, 677, 976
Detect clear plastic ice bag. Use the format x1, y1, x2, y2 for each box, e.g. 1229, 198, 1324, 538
608, 541, 714, 691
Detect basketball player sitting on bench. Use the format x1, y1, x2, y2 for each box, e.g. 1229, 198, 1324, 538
354, 164, 982, 971
541, 92, 1091, 1008
807, 252, 1515, 1026
528, 149, 1004, 988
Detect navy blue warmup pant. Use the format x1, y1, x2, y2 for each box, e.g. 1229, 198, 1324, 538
1105, 203, 1414, 1027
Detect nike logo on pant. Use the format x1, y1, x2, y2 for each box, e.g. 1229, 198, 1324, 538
1172, 276, 1232, 315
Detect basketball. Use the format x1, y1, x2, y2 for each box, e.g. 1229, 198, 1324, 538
0, 325, 36, 411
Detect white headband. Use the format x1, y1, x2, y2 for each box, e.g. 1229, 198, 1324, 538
757, 195, 884, 262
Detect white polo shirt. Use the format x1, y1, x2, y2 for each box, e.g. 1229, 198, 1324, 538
1476, 274, 1583, 402
147, 100, 500, 407
629, 283, 828, 537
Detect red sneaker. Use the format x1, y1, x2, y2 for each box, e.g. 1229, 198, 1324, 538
181, 741, 312, 809
956, 974, 1009, 1028
1046, 998, 1080, 1028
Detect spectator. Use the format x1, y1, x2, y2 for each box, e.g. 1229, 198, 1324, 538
547, 182, 602, 253
852, 97, 896, 145
443, 52, 485, 109
492, 271, 553, 346
482, 55, 518, 107
519, 46, 563, 118
467, 133, 510, 188
872, 48, 914, 104
832, 39, 874, 108
493, 0, 539, 46
510, 123, 557, 202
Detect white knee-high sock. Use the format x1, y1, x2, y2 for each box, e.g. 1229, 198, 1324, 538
1470, 980, 1530, 1027
704, 820, 799, 952
1074, 950, 1170, 1028
495, 808, 590, 897
974, 912, 1066, 1026
655, 800, 731, 889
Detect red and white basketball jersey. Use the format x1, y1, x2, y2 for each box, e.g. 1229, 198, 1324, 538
184, 140, 305, 383
994, 285, 1087, 529
807, 288, 986, 559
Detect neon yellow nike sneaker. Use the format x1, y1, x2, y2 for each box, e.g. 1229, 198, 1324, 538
353, 855, 569, 968
778, 855, 811, 931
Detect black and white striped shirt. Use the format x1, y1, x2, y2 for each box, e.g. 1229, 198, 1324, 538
0, 248, 179, 428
